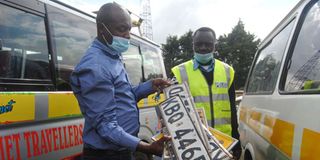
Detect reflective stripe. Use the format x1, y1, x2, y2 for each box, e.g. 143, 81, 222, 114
223, 63, 230, 87
193, 94, 229, 103
179, 65, 189, 85
35, 93, 48, 121
143, 98, 148, 106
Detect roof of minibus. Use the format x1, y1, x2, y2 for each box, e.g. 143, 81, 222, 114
259, 0, 307, 47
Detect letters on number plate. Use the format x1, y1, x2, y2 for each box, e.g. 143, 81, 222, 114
159, 96, 211, 160
158, 82, 236, 160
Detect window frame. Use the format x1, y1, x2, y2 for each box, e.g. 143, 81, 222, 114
46, 4, 96, 91
140, 42, 165, 81
279, 0, 320, 95
123, 37, 166, 85
0, 0, 55, 91
122, 41, 145, 85
245, 18, 296, 95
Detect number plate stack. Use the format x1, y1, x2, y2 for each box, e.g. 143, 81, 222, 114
157, 82, 236, 160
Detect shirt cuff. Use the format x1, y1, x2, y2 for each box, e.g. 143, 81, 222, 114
123, 134, 141, 151
144, 80, 154, 95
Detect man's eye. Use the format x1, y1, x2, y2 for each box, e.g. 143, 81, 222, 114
118, 26, 130, 32
196, 42, 213, 47
119, 27, 125, 32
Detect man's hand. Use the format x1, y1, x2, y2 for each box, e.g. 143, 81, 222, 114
152, 78, 171, 92
136, 135, 171, 156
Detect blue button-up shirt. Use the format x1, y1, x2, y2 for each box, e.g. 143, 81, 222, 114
70, 38, 154, 151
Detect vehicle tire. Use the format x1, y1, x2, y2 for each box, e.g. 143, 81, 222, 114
244, 150, 253, 160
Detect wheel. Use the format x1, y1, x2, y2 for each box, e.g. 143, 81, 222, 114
244, 149, 253, 160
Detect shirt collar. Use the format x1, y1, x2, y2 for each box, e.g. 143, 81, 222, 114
92, 38, 121, 58
193, 58, 215, 71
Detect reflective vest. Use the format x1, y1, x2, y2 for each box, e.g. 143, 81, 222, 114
171, 59, 234, 136
304, 80, 320, 90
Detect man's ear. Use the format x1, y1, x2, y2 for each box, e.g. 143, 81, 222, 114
99, 23, 113, 44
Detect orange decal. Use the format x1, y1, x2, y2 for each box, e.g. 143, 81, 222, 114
239, 107, 247, 122
262, 115, 276, 141
241, 107, 294, 158
248, 110, 262, 133
270, 119, 294, 158
300, 128, 320, 160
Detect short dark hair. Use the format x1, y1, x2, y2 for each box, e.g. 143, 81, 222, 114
96, 3, 122, 24
193, 27, 216, 39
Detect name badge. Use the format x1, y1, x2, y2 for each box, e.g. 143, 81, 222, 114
215, 82, 228, 88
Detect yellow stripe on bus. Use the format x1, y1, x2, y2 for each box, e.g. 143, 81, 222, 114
269, 118, 294, 158
240, 106, 294, 158
0, 93, 35, 124
300, 128, 320, 160
239, 106, 247, 122
248, 110, 262, 133
48, 93, 81, 118
262, 114, 276, 140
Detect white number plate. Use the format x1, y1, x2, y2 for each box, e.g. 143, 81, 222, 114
164, 83, 208, 147
159, 96, 211, 160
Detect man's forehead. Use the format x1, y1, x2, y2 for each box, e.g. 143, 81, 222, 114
193, 31, 215, 43
110, 7, 130, 21
106, 9, 131, 29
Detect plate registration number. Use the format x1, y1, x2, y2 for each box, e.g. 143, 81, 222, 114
159, 96, 211, 160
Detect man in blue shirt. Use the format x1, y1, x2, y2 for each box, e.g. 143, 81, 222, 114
70, 3, 170, 160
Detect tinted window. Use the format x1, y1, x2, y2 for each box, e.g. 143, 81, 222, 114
284, 1, 320, 92
0, 3, 50, 80
247, 20, 295, 94
48, 6, 96, 90
123, 44, 143, 85
141, 45, 164, 81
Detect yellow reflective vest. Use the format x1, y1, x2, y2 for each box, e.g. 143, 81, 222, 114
172, 59, 235, 136
303, 80, 320, 90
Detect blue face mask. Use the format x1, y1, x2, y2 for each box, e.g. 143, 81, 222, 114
101, 23, 130, 53
194, 52, 213, 64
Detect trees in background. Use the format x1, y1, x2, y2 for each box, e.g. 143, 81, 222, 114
162, 30, 193, 78
216, 20, 260, 89
162, 20, 260, 89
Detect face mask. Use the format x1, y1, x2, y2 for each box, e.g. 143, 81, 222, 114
101, 23, 130, 53
194, 52, 213, 64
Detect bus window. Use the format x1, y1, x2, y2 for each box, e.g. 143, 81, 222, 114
0, 3, 50, 81
284, 1, 320, 92
123, 44, 143, 85
141, 45, 164, 81
47, 6, 96, 90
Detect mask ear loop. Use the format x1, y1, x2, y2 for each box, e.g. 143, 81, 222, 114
101, 23, 113, 45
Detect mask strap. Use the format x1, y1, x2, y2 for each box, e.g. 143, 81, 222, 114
101, 23, 113, 45
101, 23, 113, 37
101, 34, 109, 45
